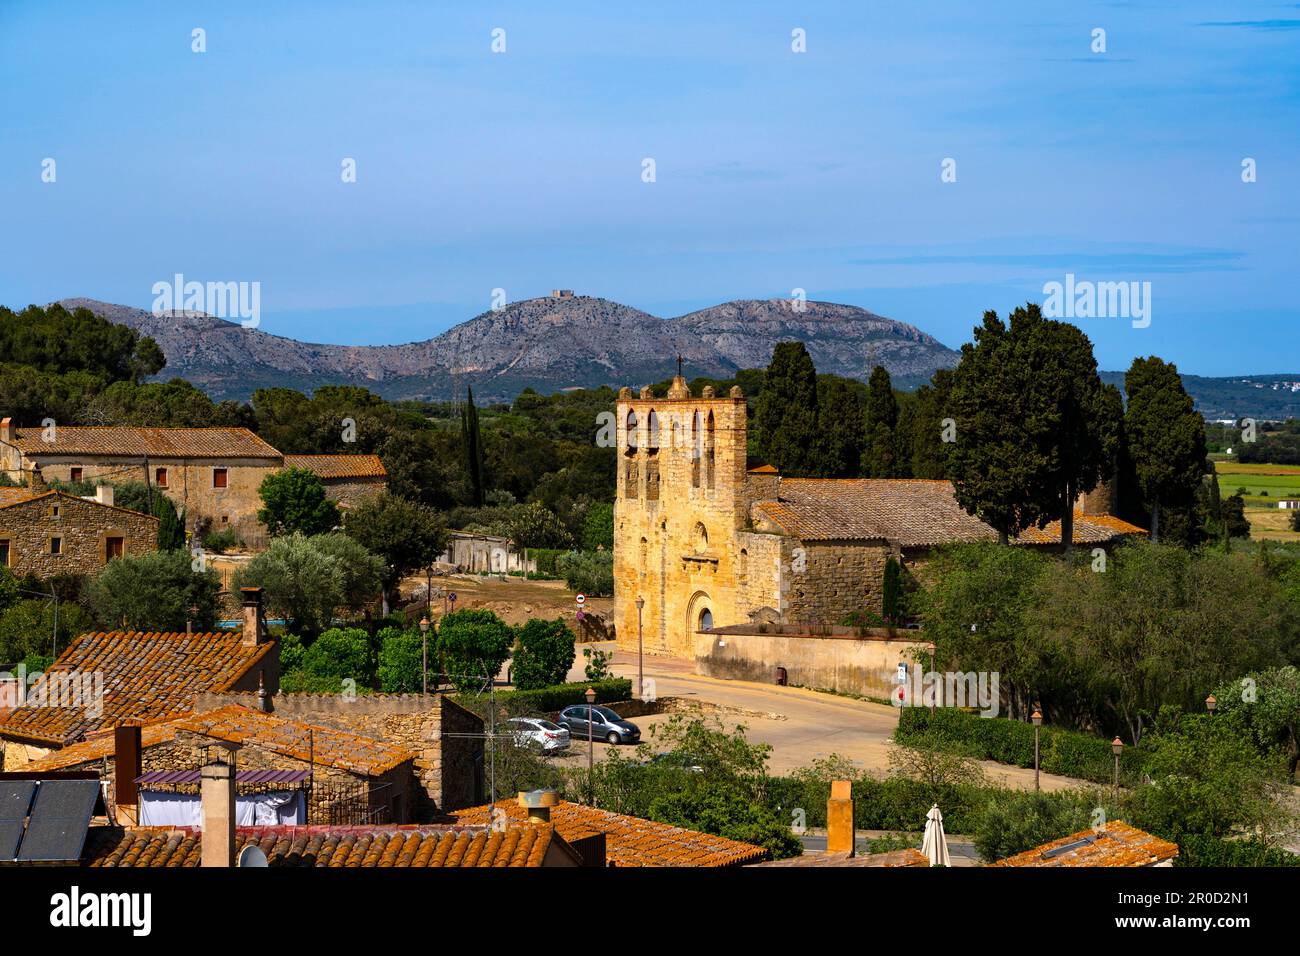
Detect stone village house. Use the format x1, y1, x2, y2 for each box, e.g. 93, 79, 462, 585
0, 419, 386, 550
0, 485, 157, 576
612, 375, 1146, 675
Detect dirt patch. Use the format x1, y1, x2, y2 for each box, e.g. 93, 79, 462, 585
398, 572, 613, 628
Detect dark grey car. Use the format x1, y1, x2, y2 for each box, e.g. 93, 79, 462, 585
557, 704, 641, 744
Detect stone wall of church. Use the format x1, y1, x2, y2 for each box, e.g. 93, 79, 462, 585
781, 540, 893, 625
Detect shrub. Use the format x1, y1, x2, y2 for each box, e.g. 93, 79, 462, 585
377, 626, 426, 692
453, 678, 632, 718
299, 627, 373, 684
970, 789, 1107, 863
512, 618, 576, 690
1174, 835, 1300, 867
436, 608, 514, 692
555, 550, 613, 596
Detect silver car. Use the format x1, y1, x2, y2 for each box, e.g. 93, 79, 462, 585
505, 717, 571, 754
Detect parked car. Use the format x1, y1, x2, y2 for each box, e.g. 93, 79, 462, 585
644, 752, 706, 773
556, 704, 641, 744
505, 717, 571, 754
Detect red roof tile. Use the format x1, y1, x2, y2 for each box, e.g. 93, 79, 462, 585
284, 454, 387, 480
992, 821, 1178, 867
454, 799, 768, 867
11, 426, 281, 459
0, 632, 274, 746
83, 823, 562, 867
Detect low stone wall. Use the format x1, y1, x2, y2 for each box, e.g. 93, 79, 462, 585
693, 626, 930, 700
193, 692, 483, 817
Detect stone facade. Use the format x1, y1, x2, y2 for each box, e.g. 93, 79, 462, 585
192, 691, 484, 818
0, 491, 158, 577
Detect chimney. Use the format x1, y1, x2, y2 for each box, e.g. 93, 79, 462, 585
27, 463, 45, 492
95, 484, 114, 507
518, 789, 559, 823
0, 417, 13, 444
240, 587, 267, 646
200, 750, 238, 868
826, 780, 855, 856
113, 724, 143, 808
256, 670, 271, 712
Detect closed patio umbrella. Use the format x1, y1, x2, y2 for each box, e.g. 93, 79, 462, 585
921, 804, 951, 867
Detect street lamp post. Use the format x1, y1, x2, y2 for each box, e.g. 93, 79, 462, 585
585, 686, 597, 805
635, 596, 645, 700
1111, 736, 1124, 797
419, 617, 430, 695
1032, 708, 1043, 792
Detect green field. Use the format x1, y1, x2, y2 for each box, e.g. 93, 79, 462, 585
1214, 462, 1300, 505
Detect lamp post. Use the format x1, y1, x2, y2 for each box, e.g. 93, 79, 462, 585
419, 617, 430, 695
585, 686, 597, 805
635, 596, 645, 700
1205, 694, 1217, 717
1111, 736, 1124, 797
1032, 708, 1043, 792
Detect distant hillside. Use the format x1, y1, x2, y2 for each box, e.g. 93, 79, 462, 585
1098, 371, 1300, 422
59, 296, 959, 403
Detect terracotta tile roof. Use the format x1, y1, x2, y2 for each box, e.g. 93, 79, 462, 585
83, 823, 561, 867
284, 454, 387, 480
754, 479, 1144, 547
10, 426, 281, 459
21, 705, 414, 777
756, 847, 930, 867
0, 632, 275, 747
454, 799, 769, 867
991, 821, 1178, 867
0, 490, 161, 525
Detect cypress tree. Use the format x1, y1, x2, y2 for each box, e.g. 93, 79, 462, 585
815, 377, 865, 477
152, 494, 186, 551
754, 342, 821, 476
862, 366, 900, 477
461, 386, 486, 507
1123, 356, 1207, 543
910, 367, 955, 479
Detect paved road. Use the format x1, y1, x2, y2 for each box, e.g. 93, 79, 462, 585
565, 643, 1081, 791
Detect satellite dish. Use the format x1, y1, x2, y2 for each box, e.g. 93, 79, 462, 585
237, 845, 268, 868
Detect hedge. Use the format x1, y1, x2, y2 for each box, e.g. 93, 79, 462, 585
527, 549, 568, 579
1173, 835, 1300, 868
897, 707, 1147, 786
765, 775, 991, 834
453, 678, 632, 718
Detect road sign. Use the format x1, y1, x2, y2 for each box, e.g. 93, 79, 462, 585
448, 592, 457, 603
575, 593, 586, 606
576, 609, 584, 622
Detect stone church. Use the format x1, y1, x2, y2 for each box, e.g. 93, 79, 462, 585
612, 374, 1144, 659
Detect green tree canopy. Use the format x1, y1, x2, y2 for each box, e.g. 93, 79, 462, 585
234, 532, 383, 635
84, 550, 221, 632
862, 366, 900, 477
435, 608, 514, 692
754, 341, 820, 476
1123, 356, 1207, 543
511, 618, 577, 690
257, 468, 341, 537
344, 492, 448, 593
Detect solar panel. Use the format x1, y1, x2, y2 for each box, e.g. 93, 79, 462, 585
15, 779, 99, 863
0, 781, 36, 859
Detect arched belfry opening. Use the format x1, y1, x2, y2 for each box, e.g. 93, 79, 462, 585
624, 408, 639, 498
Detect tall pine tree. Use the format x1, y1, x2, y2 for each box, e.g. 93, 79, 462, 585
754, 342, 821, 476
815, 377, 865, 477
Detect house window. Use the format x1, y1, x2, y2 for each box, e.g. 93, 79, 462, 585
105, 536, 124, 561
49, 504, 60, 518
155, 467, 168, 487
221, 515, 229, 525
49, 537, 62, 555
213, 468, 228, 489
69, 466, 83, 482
0, 540, 9, 567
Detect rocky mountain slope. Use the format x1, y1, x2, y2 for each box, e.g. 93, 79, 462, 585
59, 296, 959, 403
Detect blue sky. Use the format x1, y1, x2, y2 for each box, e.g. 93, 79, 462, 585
1, 1, 1297, 375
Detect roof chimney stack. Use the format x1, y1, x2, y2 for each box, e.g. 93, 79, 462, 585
0, 417, 13, 444
518, 789, 559, 823
27, 463, 45, 493
240, 587, 268, 647
113, 724, 143, 810
95, 484, 114, 507
826, 780, 855, 856
200, 747, 239, 868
